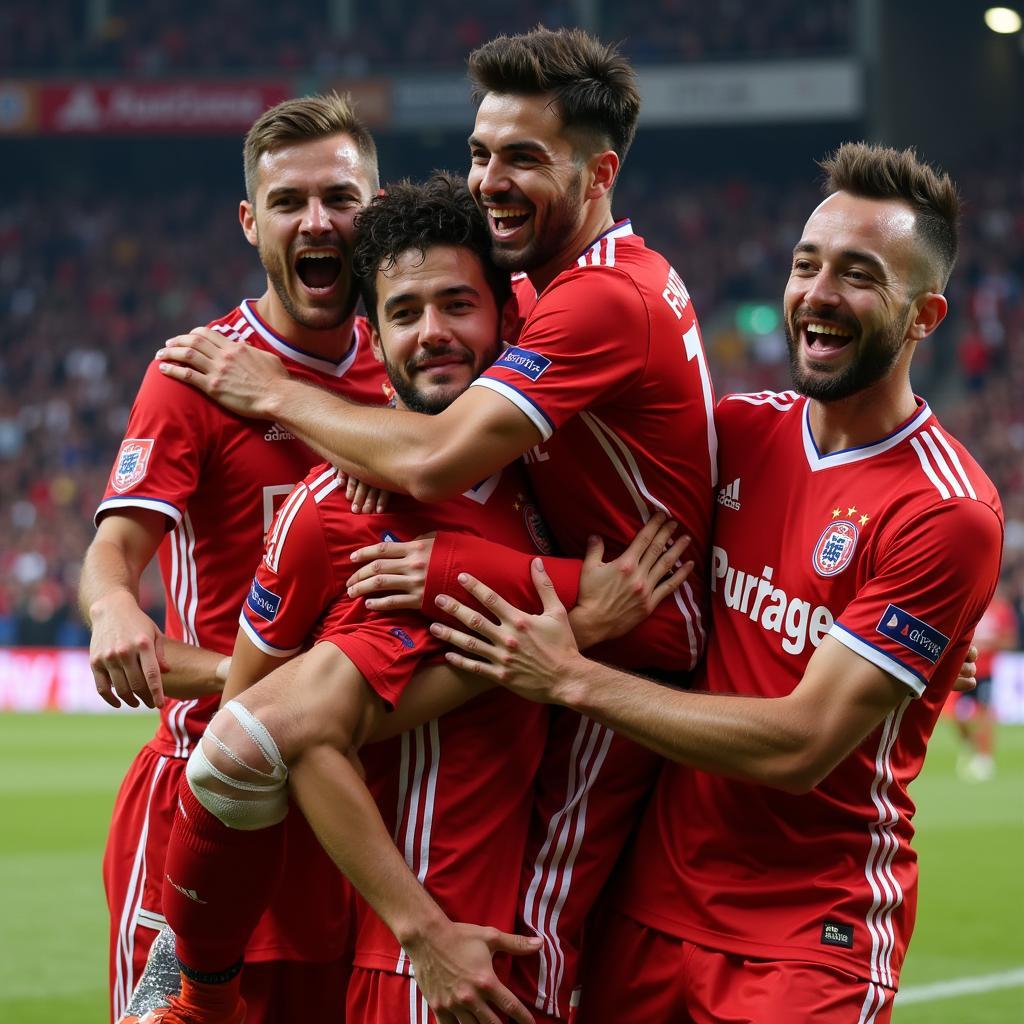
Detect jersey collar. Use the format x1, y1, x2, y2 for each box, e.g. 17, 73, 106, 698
240, 299, 361, 377
801, 397, 932, 472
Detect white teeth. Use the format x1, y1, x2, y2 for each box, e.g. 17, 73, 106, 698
806, 323, 851, 337
298, 251, 337, 259
488, 208, 528, 219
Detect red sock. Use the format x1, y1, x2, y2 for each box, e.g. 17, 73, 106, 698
162, 778, 286, 974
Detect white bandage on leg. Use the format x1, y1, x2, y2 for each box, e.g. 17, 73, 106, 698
185, 700, 289, 830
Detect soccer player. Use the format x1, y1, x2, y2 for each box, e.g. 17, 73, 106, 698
432, 143, 1004, 1024
156, 29, 716, 1021
134, 174, 690, 1024
79, 94, 386, 1023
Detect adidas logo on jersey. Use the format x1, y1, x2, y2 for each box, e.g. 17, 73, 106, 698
716, 478, 742, 511
165, 874, 207, 904
264, 423, 295, 442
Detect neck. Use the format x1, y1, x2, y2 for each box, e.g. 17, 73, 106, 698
807, 372, 919, 455
527, 203, 617, 294
254, 289, 357, 362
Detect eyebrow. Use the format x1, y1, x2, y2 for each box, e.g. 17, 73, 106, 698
468, 135, 549, 157
382, 284, 481, 315
264, 181, 362, 202
793, 242, 888, 279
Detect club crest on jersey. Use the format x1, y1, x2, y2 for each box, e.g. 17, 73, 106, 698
112, 438, 154, 493
493, 346, 550, 382
522, 502, 554, 554
812, 520, 858, 577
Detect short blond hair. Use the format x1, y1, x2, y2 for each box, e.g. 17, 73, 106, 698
243, 92, 379, 203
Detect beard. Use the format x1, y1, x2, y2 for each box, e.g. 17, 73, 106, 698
786, 304, 910, 402
383, 333, 502, 415
488, 172, 584, 273
259, 235, 357, 331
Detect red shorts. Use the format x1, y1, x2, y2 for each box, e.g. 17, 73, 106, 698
346, 968, 433, 1024
104, 744, 356, 1022
509, 711, 661, 1021
577, 910, 895, 1024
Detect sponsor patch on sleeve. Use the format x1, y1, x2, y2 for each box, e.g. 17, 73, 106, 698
492, 346, 551, 382
876, 603, 949, 664
111, 438, 154, 493
246, 579, 282, 622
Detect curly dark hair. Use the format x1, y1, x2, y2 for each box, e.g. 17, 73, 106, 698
353, 171, 512, 329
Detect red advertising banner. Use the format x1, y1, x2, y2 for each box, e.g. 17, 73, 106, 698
27, 80, 292, 135
0, 648, 147, 713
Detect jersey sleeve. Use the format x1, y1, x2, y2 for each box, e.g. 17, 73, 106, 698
470, 268, 647, 441
95, 362, 214, 527
238, 484, 335, 658
422, 531, 582, 621
829, 500, 1004, 695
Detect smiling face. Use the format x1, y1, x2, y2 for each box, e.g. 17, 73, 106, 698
784, 191, 929, 402
467, 92, 594, 282
371, 245, 503, 414
241, 132, 376, 333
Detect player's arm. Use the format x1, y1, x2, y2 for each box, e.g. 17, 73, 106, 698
348, 514, 692, 651
156, 329, 540, 500
80, 510, 226, 707
433, 566, 906, 793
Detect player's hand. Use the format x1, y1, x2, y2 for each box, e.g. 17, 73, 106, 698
405, 919, 540, 1024
88, 591, 170, 709
346, 536, 435, 610
156, 326, 287, 418
431, 560, 584, 705
570, 511, 693, 648
953, 643, 979, 693
343, 473, 391, 515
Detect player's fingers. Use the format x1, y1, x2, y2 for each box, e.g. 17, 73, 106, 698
350, 480, 370, 512
581, 533, 605, 569
348, 573, 415, 597
158, 361, 211, 390
491, 980, 538, 1024
153, 630, 171, 673
375, 490, 391, 513
139, 648, 165, 709
638, 518, 677, 574
652, 560, 695, 605
625, 510, 667, 561
345, 475, 355, 501
364, 595, 420, 611
436, 589, 504, 639
454, 572, 518, 624
155, 343, 214, 371
530, 559, 566, 617
91, 666, 121, 709
108, 664, 140, 708
349, 540, 408, 566
653, 535, 691, 579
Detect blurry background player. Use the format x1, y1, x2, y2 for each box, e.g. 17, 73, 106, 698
128, 173, 691, 1024
432, 143, 1003, 1024
952, 583, 1017, 780
156, 29, 715, 1022
79, 93, 386, 1023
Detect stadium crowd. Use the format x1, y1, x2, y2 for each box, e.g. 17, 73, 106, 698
1, 161, 1021, 648
2, 0, 851, 73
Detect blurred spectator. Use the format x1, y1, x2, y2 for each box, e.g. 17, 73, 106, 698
0, 0, 850, 73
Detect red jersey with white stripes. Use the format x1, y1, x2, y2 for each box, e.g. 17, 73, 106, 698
240, 461, 549, 975
472, 221, 714, 669
96, 300, 387, 759
619, 392, 1003, 988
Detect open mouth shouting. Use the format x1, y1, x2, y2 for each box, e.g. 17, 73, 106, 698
486, 205, 532, 241
800, 319, 857, 362
294, 248, 344, 297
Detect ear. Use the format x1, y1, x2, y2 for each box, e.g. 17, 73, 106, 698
239, 200, 258, 248
499, 293, 520, 343
585, 149, 620, 202
907, 292, 948, 342
369, 326, 385, 365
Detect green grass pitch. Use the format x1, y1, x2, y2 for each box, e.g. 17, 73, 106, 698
0, 712, 1021, 1022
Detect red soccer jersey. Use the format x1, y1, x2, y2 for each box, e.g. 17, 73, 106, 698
96, 300, 387, 758
240, 461, 550, 975
472, 221, 714, 669
619, 392, 1003, 989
